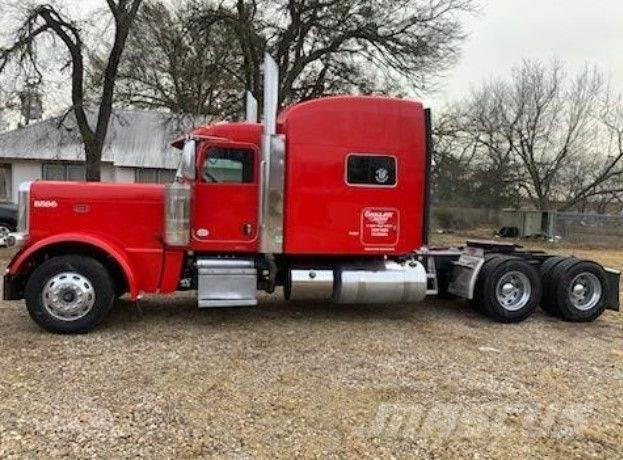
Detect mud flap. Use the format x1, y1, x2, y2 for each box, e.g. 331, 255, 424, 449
3, 274, 22, 301
605, 268, 620, 311
447, 247, 485, 300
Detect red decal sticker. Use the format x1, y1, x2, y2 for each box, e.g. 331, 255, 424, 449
361, 208, 399, 246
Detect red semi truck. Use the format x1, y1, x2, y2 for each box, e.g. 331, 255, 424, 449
3, 55, 620, 333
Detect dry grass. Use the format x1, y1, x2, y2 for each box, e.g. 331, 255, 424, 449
0, 243, 621, 458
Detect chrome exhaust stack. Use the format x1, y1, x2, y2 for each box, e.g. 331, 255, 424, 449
258, 53, 285, 254
262, 54, 279, 135
245, 91, 258, 123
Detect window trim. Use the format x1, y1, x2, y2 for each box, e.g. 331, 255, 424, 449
344, 153, 399, 188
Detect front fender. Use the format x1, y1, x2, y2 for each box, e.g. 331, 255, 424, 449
7, 233, 139, 299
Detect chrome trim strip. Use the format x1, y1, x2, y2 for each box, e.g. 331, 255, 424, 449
259, 54, 285, 254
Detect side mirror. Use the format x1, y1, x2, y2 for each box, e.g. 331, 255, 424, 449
178, 139, 197, 181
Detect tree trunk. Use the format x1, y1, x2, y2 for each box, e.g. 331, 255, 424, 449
84, 141, 102, 182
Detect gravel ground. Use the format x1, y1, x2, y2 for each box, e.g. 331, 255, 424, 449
0, 246, 621, 458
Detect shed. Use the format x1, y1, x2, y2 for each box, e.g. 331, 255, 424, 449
0, 109, 203, 203
499, 209, 556, 239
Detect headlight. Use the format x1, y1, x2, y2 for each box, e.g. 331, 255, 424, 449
164, 182, 191, 246
17, 181, 32, 234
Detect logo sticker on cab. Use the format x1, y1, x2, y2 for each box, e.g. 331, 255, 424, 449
361, 208, 399, 246
375, 167, 389, 184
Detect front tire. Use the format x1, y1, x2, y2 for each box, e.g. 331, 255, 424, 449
25, 255, 115, 333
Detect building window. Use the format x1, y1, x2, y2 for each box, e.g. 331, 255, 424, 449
42, 163, 86, 181
0, 164, 11, 202
346, 155, 397, 186
203, 147, 254, 183
135, 168, 176, 184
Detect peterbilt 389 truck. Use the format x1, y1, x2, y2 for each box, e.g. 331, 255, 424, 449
3, 55, 620, 333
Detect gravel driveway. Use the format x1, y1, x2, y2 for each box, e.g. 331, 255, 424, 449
0, 250, 621, 458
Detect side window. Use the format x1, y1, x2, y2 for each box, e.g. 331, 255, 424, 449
135, 168, 157, 183
42, 163, 86, 181
67, 164, 86, 181
0, 164, 11, 202
347, 155, 396, 186
203, 147, 254, 183
135, 168, 176, 184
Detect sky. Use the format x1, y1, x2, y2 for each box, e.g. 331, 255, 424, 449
425, 0, 623, 108
65, 0, 623, 109
3, 0, 623, 119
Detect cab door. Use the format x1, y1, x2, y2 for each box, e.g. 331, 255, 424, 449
191, 142, 259, 252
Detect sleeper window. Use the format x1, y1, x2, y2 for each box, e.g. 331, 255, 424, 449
347, 155, 396, 186
203, 148, 254, 183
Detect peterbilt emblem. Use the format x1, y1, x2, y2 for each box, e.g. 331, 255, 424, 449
196, 228, 209, 237
375, 168, 389, 184
34, 200, 58, 208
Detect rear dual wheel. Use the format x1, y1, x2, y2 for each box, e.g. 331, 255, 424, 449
473, 256, 542, 323
541, 257, 608, 322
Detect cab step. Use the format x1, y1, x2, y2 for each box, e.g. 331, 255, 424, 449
196, 258, 258, 308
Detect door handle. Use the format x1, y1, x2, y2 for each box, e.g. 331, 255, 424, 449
243, 223, 253, 236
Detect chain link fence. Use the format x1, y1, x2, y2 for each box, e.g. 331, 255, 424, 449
555, 212, 623, 247
432, 205, 623, 248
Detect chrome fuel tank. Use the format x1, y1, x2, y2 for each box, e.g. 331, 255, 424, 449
333, 260, 427, 304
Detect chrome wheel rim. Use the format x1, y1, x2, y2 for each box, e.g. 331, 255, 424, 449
42, 272, 96, 321
568, 272, 602, 311
495, 271, 531, 311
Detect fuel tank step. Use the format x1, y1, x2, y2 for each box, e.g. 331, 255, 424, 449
196, 258, 258, 308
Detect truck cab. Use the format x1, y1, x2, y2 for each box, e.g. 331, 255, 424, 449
3, 55, 619, 333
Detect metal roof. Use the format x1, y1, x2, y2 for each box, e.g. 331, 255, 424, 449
0, 110, 205, 169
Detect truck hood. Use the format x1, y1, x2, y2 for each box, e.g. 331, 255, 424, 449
28, 181, 166, 249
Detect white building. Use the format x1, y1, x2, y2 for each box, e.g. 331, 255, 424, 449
0, 110, 199, 203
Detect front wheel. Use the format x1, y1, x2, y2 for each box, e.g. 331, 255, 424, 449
25, 255, 115, 333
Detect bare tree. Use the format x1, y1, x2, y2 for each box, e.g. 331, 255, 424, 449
111, 0, 474, 116
102, 0, 244, 119
201, 0, 475, 105
439, 60, 623, 211
566, 91, 623, 210
0, 0, 143, 181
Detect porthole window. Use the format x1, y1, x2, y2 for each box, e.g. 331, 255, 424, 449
347, 155, 396, 186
